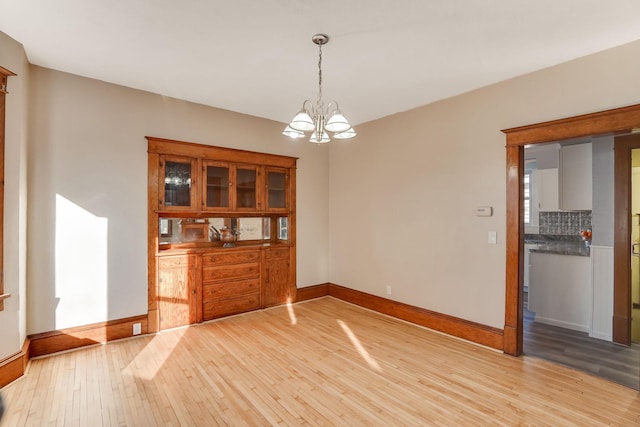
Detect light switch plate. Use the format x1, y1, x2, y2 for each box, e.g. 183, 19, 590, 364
488, 231, 497, 244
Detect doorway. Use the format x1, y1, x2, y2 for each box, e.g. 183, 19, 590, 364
502, 104, 640, 358
521, 137, 640, 389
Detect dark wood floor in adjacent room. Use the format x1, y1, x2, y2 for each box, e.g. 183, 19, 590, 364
524, 307, 640, 390
2, 297, 640, 426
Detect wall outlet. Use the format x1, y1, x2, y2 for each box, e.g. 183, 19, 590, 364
386, 285, 392, 295
132, 322, 142, 335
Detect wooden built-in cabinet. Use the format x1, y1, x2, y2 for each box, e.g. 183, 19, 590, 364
148, 137, 297, 332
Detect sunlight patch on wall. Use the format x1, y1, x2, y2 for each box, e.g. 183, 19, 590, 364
337, 319, 382, 372
55, 194, 108, 329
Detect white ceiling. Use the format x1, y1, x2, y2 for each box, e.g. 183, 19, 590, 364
3, 1, 640, 126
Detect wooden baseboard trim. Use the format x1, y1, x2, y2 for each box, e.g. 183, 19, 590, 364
296, 283, 330, 302
327, 283, 504, 351
0, 338, 29, 388
28, 314, 149, 358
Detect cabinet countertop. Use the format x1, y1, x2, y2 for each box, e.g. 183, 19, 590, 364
529, 242, 590, 257
157, 241, 292, 256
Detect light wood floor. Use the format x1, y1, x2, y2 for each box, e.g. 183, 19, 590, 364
2, 297, 640, 426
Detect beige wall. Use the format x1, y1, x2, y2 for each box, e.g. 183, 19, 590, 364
329, 39, 640, 329
27, 66, 329, 334
0, 32, 29, 359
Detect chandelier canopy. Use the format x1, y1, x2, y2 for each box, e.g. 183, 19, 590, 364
283, 34, 356, 143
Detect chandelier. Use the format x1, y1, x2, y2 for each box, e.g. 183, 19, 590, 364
282, 34, 356, 143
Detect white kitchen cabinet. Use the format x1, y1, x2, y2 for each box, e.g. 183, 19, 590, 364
529, 252, 591, 332
523, 244, 538, 291
532, 168, 559, 212
559, 143, 592, 211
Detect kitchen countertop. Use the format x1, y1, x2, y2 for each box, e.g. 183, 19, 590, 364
525, 235, 590, 257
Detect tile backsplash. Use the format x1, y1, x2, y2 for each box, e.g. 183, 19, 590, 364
539, 211, 592, 236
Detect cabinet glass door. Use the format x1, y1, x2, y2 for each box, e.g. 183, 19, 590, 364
204, 162, 231, 210
236, 166, 258, 210
267, 169, 287, 211
163, 158, 194, 209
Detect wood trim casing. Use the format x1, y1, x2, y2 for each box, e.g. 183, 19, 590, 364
0, 339, 29, 388
147, 137, 298, 168
0, 66, 16, 311
612, 133, 640, 345
502, 104, 640, 146
502, 103, 640, 356
28, 315, 148, 358
296, 283, 503, 351
504, 145, 524, 355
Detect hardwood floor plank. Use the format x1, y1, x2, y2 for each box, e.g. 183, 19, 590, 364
2, 297, 639, 426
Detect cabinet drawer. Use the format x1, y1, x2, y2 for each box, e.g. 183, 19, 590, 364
203, 262, 260, 282
203, 278, 260, 301
203, 294, 260, 320
158, 256, 190, 269
265, 247, 289, 260
203, 250, 260, 266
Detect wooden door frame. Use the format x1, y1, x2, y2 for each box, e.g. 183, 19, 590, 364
613, 133, 640, 345
502, 103, 640, 356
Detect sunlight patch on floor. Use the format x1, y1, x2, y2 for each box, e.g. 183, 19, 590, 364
337, 319, 382, 372
286, 298, 297, 325
125, 327, 187, 380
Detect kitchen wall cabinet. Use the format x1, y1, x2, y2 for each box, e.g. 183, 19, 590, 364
529, 252, 591, 332
533, 168, 559, 212
560, 143, 592, 211
147, 137, 297, 332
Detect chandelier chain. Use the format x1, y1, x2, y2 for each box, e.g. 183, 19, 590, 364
317, 42, 323, 112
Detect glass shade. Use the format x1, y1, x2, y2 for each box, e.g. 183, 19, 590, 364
289, 110, 315, 132
282, 126, 305, 139
325, 112, 351, 132
309, 131, 330, 143
333, 127, 357, 139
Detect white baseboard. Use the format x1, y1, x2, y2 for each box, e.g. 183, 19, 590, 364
588, 330, 612, 342
534, 316, 589, 333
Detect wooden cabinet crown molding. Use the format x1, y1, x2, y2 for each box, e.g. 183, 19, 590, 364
146, 136, 298, 168
0, 66, 16, 94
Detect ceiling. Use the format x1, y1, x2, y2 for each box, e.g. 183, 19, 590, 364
3, 1, 640, 126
